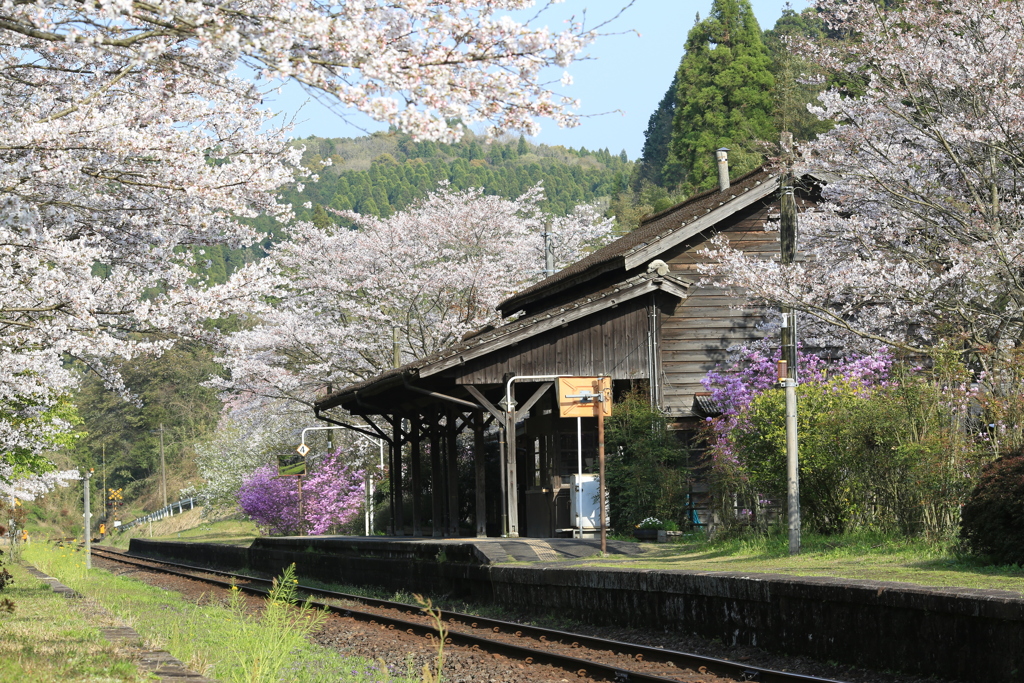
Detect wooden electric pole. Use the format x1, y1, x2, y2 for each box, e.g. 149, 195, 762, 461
83, 469, 93, 569
158, 424, 167, 508
102, 444, 106, 522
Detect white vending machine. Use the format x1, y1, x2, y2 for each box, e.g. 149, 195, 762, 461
570, 474, 607, 536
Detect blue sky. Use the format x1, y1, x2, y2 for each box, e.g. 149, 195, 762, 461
263, 0, 809, 159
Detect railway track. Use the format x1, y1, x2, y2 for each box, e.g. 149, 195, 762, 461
90, 545, 846, 683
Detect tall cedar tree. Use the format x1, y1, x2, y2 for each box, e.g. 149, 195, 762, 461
634, 70, 680, 190
762, 7, 833, 142
664, 0, 776, 191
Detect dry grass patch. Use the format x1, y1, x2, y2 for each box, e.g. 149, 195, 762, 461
106, 510, 258, 549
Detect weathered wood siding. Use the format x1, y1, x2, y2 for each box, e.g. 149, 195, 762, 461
658, 200, 779, 417
454, 297, 651, 385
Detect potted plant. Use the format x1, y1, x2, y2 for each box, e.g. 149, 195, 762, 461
633, 517, 676, 542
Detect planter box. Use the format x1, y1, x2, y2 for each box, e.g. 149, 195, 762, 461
633, 529, 667, 543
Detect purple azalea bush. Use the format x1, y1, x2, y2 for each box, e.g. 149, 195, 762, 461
238, 464, 303, 535
702, 346, 892, 418
700, 345, 893, 470
302, 451, 365, 535
698, 345, 894, 530
238, 447, 365, 535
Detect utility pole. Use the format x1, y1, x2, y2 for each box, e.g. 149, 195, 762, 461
83, 469, 93, 569
393, 326, 401, 369
779, 131, 801, 556
392, 330, 402, 537
597, 394, 607, 556
102, 444, 106, 523
542, 225, 555, 278
158, 424, 167, 508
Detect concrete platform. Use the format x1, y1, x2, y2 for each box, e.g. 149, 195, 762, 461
253, 535, 648, 564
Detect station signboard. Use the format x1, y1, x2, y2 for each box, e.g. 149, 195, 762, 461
277, 452, 307, 477
557, 376, 612, 418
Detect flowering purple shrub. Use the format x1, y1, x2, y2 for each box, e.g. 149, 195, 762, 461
302, 451, 364, 535
699, 346, 892, 478
701, 345, 892, 419
698, 346, 894, 533
238, 465, 302, 535
699, 344, 1006, 537
238, 448, 364, 535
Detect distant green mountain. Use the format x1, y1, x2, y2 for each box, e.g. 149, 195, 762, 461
285, 131, 632, 221
210, 131, 633, 285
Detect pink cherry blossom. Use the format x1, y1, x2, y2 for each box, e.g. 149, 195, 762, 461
215, 182, 614, 412
0, 0, 608, 465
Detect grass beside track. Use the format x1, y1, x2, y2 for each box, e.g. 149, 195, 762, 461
23, 543, 416, 683
0, 562, 144, 682
105, 513, 259, 549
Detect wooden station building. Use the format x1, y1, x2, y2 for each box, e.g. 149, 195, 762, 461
313, 164, 814, 538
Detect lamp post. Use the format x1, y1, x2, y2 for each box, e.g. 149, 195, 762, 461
358, 434, 384, 536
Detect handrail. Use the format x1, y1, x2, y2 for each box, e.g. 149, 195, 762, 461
114, 497, 197, 532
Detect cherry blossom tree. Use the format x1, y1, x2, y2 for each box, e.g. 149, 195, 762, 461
704, 0, 1024, 365
193, 399, 308, 507
216, 183, 614, 410
0, 85, 294, 456
0, 464, 79, 502
0, 1, 601, 141
0, 0, 608, 476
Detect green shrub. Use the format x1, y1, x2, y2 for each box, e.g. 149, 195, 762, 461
734, 377, 868, 535
731, 359, 985, 538
959, 451, 1024, 565
841, 375, 982, 538
605, 389, 690, 530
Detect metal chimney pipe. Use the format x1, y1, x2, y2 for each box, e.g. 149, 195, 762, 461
716, 148, 730, 192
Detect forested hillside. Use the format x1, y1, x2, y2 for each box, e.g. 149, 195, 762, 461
202, 131, 633, 284
289, 132, 632, 219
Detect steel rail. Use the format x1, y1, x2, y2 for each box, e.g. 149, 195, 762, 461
90, 547, 676, 683
90, 546, 845, 683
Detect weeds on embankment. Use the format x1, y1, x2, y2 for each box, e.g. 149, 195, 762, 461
0, 559, 144, 681
24, 544, 417, 682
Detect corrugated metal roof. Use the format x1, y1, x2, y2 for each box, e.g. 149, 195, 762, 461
692, 393, 722, 418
